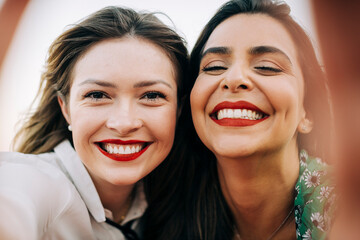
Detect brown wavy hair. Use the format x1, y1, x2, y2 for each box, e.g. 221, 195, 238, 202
13, 6, 188, 154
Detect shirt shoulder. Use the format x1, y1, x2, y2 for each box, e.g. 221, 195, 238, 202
0, 150, 59, 169
295, 150, 336, 240
0, 151, 81, 239
0, 151, 77, 207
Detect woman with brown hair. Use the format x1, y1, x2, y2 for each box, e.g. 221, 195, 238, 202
143, 0, 335, 239
0, 6, 188, 240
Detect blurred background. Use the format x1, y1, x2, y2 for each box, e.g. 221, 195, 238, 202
0, 0, 315, 151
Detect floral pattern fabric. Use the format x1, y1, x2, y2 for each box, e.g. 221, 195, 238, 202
294, 150, 335, 240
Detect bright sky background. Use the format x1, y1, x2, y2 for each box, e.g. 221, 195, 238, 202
0, 0, 316, 151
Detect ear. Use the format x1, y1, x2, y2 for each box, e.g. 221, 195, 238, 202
297, 117, 313, 134
57, 96, 71, 125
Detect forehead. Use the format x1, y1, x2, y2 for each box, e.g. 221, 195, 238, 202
204, 13, 298, 61
75, 37, 171, 71
72, 37, 176, 86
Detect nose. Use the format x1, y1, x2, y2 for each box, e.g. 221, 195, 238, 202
221, 66, 254, 92
106, 104, 143, 136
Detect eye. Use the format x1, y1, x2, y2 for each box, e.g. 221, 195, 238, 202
254, 66, 282, 73
84, 91, 109, 100
141, 91, 166, 101
202, 65, 228, 72
201, 62, 228, 76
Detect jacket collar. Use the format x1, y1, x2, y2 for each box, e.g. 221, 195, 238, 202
53, 140, 148, 224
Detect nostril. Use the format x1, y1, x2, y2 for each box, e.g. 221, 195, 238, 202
224, 85, 229, 89
239, 84, 248, 89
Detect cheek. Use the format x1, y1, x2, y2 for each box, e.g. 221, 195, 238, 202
70, 110, 99, 150
190, 76, 220, 146
69, 104, 108, 150
190, 79, 206, 137
190, 76, 218, 117
262, 78, 302, 112
143, 105, 178, 143
190, 80, 202, 111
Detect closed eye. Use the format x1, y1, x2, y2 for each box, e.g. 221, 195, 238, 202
202, 66, 228, 72
254, 66, 282, 73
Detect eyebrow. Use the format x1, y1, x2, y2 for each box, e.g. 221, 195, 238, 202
78, 79, 172, 89
133, 80, 172, 89
200, 46, 231, 61
248, 46, 292, 65
78, 79, 117, 88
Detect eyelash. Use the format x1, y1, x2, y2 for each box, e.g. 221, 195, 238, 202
202, 66, 227, 72
141, 91, 166, 101
83, 91, 166, 103
202, 65, 282, 74
254, 66, 282, 73
84, 91, 109, 100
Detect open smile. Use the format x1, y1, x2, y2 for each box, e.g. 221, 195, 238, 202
95, 139, 151, 161
210, 101, 269, 126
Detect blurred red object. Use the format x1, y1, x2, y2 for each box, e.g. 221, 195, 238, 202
0, 0, 30, 69
311, 1, 360, 239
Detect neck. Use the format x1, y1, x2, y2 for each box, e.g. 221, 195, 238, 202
91, 177, 135, 223
217, 145, 299, 240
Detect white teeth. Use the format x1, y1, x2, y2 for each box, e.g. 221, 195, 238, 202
234, 109, 242, 118
247, 110, 252, 119
216, 108, 265, 120
119, 146, 125, 154
103, 143, 144, 155
218, 110, 224, 120
113, 146, 118, 154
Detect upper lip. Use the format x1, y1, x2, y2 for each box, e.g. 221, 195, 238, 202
210, 100, 268, 115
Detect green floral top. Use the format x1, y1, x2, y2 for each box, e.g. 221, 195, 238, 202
294, 150, 335, 240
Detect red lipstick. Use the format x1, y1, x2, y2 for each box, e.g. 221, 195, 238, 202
95, 139, 151, 161
210, 101, 268, 127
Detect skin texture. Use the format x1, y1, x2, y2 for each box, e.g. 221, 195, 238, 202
190, 14, 311, 239
59, 37, 178, 221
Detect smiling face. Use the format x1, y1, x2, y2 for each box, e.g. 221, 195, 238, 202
190, 14, 308, 160
59, 37, 178, 187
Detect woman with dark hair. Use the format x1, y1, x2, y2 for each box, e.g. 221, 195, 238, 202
0, 6, 188, 240
143, 0, 335, 239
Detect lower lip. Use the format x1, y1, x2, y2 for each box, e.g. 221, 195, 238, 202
96, 144, 150, 161
212, 117, 268, 127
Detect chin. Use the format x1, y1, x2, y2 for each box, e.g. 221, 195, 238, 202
212, 145, 257, 160
108, 173, 144, 186
110, 178, 140, 187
